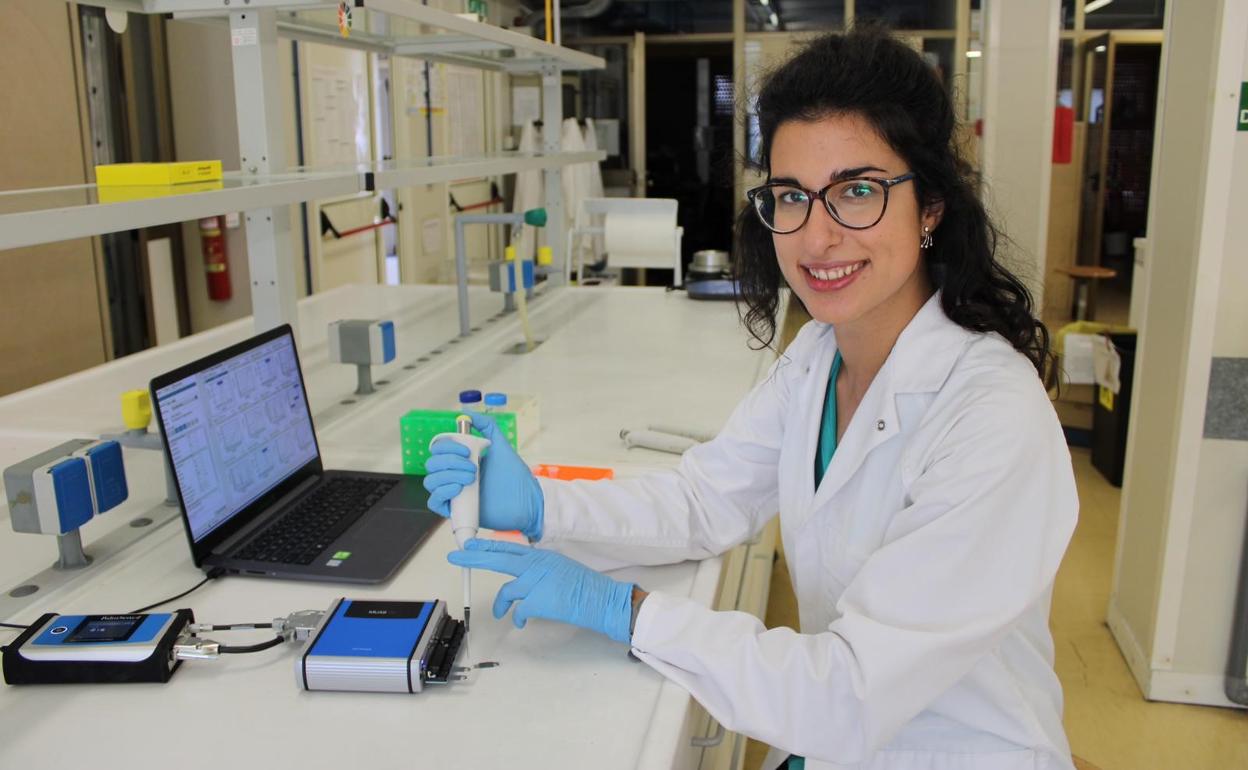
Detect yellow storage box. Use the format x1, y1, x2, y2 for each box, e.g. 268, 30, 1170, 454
95, 161, 222, 187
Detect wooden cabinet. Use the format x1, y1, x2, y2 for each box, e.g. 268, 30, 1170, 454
0, 2, 109, 395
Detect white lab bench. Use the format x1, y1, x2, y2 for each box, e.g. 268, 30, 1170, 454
0, 285, 779, 770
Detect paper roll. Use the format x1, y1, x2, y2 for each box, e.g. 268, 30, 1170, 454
603, 209, 678, 269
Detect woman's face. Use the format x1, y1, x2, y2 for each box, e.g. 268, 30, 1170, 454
768, 113, 939, 331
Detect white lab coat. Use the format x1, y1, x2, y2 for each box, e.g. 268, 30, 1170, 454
538, 294, 1079, 770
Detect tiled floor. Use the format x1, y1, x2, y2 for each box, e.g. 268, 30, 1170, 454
1051, 449, 1248, 769
740, 300, 1248, 769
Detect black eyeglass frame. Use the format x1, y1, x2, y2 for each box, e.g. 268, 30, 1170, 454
746, 172, 918, 234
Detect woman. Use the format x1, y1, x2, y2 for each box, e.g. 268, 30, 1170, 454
426, 26, 1078, 770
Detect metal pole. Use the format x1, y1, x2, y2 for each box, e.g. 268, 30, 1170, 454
230, 10, 299, 335
1227, 490, 1248, 705
356, 364, 376, 395
55, 530, 91, 570
731, 1, 744, 209
542, 65, 566, 283
454, 212, 527, 334
455, 216, 471, 335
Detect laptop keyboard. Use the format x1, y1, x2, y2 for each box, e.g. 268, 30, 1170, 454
234, 477, 397, 566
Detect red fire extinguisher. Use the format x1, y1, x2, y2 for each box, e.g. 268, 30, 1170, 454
199, 216, 231, 301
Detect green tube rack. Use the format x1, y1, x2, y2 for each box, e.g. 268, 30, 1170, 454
400, 410, 518, 475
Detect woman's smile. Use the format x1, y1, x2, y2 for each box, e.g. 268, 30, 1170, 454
801, 259, 869, 290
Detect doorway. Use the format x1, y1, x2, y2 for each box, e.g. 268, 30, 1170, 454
1076, 32, 1162, 323
644, 42, 735, 281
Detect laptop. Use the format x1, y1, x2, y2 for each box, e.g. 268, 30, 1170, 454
150, 324, 440, 583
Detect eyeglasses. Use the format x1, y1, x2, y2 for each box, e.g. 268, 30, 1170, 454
746, 172, 917, 234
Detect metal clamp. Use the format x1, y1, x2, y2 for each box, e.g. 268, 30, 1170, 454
173, 637, 221, 661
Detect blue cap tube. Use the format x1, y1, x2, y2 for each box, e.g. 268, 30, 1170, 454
484, 392, 508, 408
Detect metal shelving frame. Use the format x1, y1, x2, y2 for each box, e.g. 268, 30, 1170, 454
7, 0, 604, 332
363, 150, 604, 190
0, 151, 605, 253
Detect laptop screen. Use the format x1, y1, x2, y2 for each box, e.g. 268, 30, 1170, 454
153, 332, 318, 543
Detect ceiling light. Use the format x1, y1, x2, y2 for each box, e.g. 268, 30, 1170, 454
760, 0, 769, 6
769, 11, 779, 26
1095, 44, 1107, 52
965, 50, 982, 58
1084, 0, 1115, 13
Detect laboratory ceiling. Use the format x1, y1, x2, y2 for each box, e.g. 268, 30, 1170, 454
513, 0, 1166, 36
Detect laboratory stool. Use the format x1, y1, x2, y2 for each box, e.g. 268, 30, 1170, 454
1057, 265, 1117, 321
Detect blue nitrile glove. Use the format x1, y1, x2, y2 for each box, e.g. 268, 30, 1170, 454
448, 539, 634, 644
423, 412, 544, 541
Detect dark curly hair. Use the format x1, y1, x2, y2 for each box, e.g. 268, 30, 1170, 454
734, 24, 1052, 381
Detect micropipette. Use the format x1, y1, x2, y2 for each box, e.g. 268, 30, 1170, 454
432, 415, 491, 632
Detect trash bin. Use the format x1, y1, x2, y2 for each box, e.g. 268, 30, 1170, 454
1051, 321, 1131, 448
1091, 332, 1137, 487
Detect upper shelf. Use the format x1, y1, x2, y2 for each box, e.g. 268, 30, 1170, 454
364, 150, 606, 189
78, 0, 604, 72
0, 170, 359, 252
0, 151, 607, 251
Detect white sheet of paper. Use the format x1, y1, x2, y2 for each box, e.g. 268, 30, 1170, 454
1062, 333, 1099, 386
446, 66, 484, 158
422, 217, 443, 256
1093, 335, 1123, 393
512, 86, 541, 126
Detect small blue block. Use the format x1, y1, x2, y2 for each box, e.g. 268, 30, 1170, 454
86, 441, 128, 513
379, 320, 396, 364
50, 458, 94, 533
507, 261, 536, 292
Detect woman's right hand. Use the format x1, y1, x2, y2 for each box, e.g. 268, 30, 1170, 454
423, 412, 544, 541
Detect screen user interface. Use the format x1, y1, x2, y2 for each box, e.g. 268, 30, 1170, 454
67, 615, 144, 644
155, 334, 318, 542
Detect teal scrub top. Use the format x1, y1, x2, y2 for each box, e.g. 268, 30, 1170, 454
814, 351, 843, 489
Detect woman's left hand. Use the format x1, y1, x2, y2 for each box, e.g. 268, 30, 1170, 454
449, 539, 635, 644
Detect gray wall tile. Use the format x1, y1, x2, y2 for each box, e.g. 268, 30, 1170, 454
1205, 358, 1248, 440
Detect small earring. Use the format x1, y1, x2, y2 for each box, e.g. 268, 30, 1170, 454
920, 225, 933, 250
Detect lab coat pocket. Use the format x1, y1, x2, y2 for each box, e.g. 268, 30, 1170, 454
809, 510, 866, 618
837, 471, 905, 565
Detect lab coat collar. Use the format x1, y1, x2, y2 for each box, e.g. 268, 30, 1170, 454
813, 292, 972, 395
879, 291, 976, 395
807, 292, 974, 507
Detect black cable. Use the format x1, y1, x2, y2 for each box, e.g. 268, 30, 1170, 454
218, 636, 285, 654
2, 622, 29, 653
130, 568, 225, 614
201, 623, 273, 631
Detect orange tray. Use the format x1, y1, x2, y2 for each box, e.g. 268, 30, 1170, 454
532, 464, 614, 481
